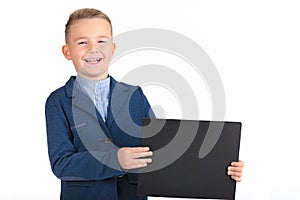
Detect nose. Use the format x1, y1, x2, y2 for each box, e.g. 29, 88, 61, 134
88, 44, 99, 54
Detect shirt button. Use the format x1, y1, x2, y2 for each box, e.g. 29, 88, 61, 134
96, 97, 102, 101
105, 138, 111, 144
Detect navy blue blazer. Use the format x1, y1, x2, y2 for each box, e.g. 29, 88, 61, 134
45, 76, 154, 200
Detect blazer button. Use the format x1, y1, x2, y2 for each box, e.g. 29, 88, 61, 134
105, 138, 111, 144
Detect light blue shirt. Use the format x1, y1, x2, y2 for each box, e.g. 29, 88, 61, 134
76, 75, 110, 122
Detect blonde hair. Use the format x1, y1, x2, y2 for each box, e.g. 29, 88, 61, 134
65, 8, 113, 43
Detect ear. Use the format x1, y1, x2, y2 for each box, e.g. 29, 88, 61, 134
62, 45, 72, 60
112, 42, 116, 55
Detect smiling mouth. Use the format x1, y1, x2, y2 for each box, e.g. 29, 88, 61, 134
84, 57, 102, 64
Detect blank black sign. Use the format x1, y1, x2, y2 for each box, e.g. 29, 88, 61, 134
137, 119, 242, 200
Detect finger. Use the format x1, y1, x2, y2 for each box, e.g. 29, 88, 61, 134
133, 151, 153, 159
228, 171, 242, 178
130, 163, 149, 169
129, 147, 150, 153
120, 158, 152, 170
124, 158, 152, 169
231, 175, 242, 182
228, 166, 243, 173
132, 158, 152, 165
231, 160, 244, 167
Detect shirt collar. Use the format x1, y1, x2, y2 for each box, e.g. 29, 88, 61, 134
76, 75, 110, 91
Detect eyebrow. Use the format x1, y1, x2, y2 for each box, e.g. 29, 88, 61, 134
74, 36, 111, 42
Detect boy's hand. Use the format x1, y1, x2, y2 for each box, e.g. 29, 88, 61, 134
227, 160, 244, 182
118, 147, 153, 170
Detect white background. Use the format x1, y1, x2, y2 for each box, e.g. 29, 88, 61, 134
1, 0, 299, 199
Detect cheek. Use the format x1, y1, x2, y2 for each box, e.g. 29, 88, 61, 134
71, 50, 85, 62
102, 48, 114, 59
71, 53, 84, 70
72, 48, 85, 58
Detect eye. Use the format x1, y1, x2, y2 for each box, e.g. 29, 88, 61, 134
98, 40, 107, 44
78, 41, 87, 45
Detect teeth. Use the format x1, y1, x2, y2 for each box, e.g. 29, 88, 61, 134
84, 57, 102, 62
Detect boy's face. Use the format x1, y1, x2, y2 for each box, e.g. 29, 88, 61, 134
62, 18, 115, 80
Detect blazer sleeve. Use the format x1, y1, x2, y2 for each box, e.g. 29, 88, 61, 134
45, 98, 125, 181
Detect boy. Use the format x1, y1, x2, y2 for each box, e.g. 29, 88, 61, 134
45, 8, 244, 200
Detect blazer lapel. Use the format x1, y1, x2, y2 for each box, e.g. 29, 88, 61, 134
66, 76, 111, 135
106, 77, 130, 130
